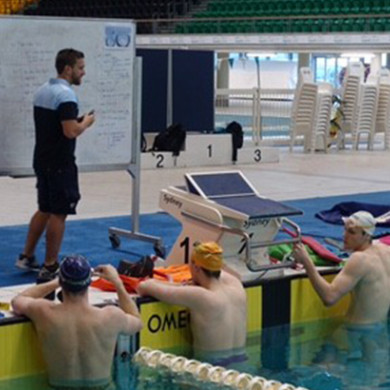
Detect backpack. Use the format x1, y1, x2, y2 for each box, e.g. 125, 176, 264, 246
226, 121, 244, 162
117, 256, 155, 278
151, 123, 186, 156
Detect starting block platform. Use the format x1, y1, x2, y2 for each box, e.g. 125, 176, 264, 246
160, 171, 303, 282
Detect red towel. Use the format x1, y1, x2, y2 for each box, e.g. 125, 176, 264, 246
283, 228, 342, 264
379, 235, 390, 246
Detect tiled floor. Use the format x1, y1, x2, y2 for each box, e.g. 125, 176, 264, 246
1, 147, 389, 227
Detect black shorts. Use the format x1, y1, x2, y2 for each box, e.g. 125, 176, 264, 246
36, 165, 80, 215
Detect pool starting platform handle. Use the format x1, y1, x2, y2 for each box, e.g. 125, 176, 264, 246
180, 211, 301, 273
245, 218, 301, 272
247, 218, 301, 250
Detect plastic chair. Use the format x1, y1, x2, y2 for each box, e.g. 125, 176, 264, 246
353, 76, 379, 150
337, 62, 364, 149
312, 83, 334, 152
290, 68, 319, 152
373, 69, 390, 150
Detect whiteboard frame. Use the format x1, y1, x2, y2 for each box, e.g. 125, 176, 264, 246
0, 15, 136, 176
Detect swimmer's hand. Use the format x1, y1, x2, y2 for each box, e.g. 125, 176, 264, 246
94, 264, 121, 285
292, 242, 311, 267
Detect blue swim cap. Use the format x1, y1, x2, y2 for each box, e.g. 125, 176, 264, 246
59, 255, 92, 293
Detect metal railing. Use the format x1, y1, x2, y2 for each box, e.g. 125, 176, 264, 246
215, 88, 294, 141
215, 88, 261, 143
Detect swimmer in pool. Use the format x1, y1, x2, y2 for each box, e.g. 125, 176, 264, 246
292, 211, 390, 325
137, 241, 247, 368
293, 211, 390, 385
11, 255, 142, 389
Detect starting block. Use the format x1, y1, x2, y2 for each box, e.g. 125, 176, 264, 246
159, 171, 303, 282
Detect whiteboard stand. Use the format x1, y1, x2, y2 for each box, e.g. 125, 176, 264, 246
108, 58, 165, 258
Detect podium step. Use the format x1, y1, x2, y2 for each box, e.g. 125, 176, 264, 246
141, 133, 279, 170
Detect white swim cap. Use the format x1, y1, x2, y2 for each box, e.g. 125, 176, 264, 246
342, 211, 376, 236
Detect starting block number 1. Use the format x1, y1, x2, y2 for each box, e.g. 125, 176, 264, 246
207, 144, 212, 158
180, 237, 190, 264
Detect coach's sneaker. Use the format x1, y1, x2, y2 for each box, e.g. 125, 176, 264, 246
37, 262, 60, 282
36, 263, 60, 300
15, 254, 40, 272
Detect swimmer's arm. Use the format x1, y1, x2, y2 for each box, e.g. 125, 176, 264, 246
11, 279, 59, 317
137, 279, 207, 308
104, 303, 143, 335
94, 264, 140, 319
294, 243, 361, 306
111, 293, 143, 335
94, 264, 142, 333
324, 254, 364, 304
100, 277, 143, 334
301, 256, 343, 306
114, 279, 141, 319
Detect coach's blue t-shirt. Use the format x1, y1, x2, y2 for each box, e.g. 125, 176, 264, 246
33, 78, 79, 171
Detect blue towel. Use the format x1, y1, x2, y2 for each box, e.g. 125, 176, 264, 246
316, 202, 390, 227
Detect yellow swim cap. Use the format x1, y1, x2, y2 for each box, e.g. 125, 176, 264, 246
192, 242, 223, 272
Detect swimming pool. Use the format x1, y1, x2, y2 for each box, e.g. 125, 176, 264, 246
246, 318, 390, 390
1, 317, 389, 389
141, 317, 390, 390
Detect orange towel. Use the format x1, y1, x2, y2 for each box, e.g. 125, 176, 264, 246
154, 264, 192, 283
91, 264, 192, 293
91, 274, 144, 293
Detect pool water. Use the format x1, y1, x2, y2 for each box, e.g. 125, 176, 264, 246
162, 317, 390, 390
1, 317, 390, 390
128, 364, 232, 390
245, 318, 390, 390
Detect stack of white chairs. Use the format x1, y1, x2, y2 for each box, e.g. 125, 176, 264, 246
312, 82, 333, 152
338, 62, 364, 149
353, 74, 379, 150
373, 68, 390, 150
290, 68, 318, 152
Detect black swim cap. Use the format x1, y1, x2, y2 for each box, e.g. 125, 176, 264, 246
59, 255, 92, 293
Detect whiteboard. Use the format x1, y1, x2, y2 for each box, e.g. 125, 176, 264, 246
0, 16, 136, 176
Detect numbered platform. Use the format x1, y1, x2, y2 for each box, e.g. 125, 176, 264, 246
141, 134, 279, 170
159, 171, 302, 282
